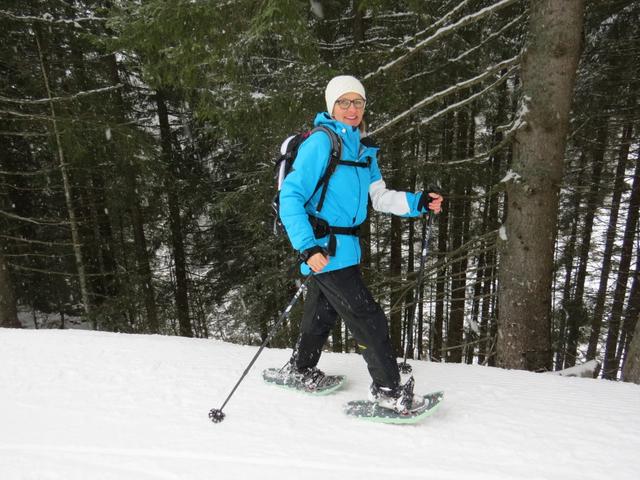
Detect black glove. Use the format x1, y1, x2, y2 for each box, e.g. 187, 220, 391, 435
298, 246, 329, 265
417, 187, 442, 213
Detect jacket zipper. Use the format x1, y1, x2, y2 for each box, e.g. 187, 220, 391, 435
353, 159, 362, 224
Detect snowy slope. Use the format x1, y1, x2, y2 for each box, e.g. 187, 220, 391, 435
1, 328, 638, 480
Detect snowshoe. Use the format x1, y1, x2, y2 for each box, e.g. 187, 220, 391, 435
262, 363, 345, 395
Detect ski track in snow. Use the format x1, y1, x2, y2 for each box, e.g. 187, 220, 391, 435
1, 328, 639, 480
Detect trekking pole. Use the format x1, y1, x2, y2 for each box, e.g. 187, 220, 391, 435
399, 212, 434, 374
209, 274, 312, 423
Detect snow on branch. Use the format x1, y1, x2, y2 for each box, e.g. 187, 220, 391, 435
0, 208, 69, 226
0, 10, 107, 25
423, 125, 518, 167
0, 130, 48, 138
448, 12, 525, 65
0, 166, 59, 176
0, 234, 75, 247
370, 55, 520, 136
395, 0, 474, 52
415, 65, 518, 129
7, 263, 99, 277
405, 13, 525, 84
0, 109, 53, 121
0, 84, 123, 106
363, 0, 521, 81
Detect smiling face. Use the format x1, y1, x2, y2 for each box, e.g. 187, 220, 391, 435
331, 92, 365, 128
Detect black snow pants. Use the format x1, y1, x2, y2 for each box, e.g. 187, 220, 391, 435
292, 265, 400, 389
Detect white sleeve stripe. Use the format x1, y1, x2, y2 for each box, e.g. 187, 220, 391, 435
369, 179, 410, 215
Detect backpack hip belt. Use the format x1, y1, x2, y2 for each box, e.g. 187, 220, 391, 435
308, 215, 360, 257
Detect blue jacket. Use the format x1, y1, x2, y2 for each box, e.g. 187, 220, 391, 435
279, 112, 426, 274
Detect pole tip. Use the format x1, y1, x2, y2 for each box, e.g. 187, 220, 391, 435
209, 408, 225, 423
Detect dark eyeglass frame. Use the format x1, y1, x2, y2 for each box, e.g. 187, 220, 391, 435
334, 98, 366, 110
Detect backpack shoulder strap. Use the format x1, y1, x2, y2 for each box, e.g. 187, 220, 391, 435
311, 126, 342, 158
306, 126, 342, 213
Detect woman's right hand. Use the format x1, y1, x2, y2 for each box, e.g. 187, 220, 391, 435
307, 252, 329, 273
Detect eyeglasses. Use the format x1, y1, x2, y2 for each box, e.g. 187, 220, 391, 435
335, 98, 366, 110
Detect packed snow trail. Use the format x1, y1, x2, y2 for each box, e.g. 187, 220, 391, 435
1, 328, 638, 480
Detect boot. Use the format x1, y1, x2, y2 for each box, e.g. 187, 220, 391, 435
280, 361, 329, 391
369, 376, 425, 413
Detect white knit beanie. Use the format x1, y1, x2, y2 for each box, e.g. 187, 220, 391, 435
325, 75, 366, 115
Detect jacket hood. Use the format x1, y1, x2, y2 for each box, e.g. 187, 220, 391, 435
314, 112, 359, 139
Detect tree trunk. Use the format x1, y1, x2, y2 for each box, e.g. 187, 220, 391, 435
476, 196, 490, 365
35, 31, 91, 321
587, 121, 633, 360
387, 137, 404, 356
156, 91, 192, 338
565, 119, 608, 367
602, 150, 640, 379
389, 215, 403, 356
622, 316, 640, 384
573, 124, 608, 308
131, 201, 160, 333
462, 111, 475, 365
497, 0, 584, 371
479, 84, 507, 365
618, 248, 640, 373
433, 111, 454, 362
620, 201, 640, 384
352, 0, 365, 48
404, 217, 415, 359
416, 218, 428, 360
558, 152, 587, 369
404, 164, 418, 360
565, 122, 608, 365
70, 32, 122, 328
433, 204, 449, 363
417, 134, 431, 360
0, 249, 20, 328
447, 109, 471, 363
105, 53, 159, 333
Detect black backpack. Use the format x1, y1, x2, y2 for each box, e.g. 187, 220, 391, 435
272, 126, 342, 235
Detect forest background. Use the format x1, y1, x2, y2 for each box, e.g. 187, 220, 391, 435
1, 0, 639, 383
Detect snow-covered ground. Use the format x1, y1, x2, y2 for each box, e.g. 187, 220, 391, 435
1, 328, 638, 480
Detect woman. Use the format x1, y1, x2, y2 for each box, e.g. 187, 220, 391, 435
279, 75, 443, 413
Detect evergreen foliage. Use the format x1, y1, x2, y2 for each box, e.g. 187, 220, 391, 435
1, 0, 639, 379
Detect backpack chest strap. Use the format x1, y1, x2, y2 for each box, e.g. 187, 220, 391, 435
337, 160, 370, 168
